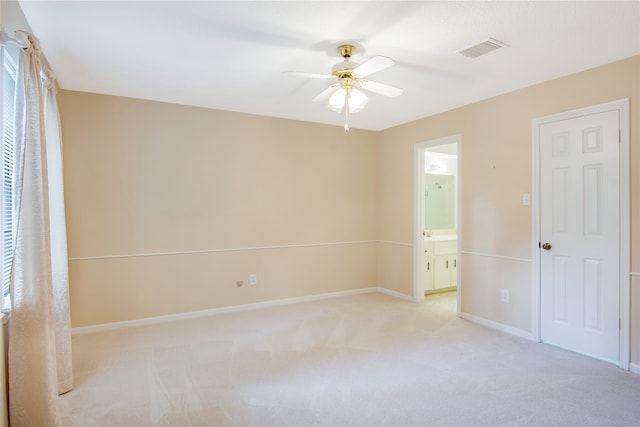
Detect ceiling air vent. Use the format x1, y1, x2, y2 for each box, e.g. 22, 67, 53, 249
458, 38, 508, 59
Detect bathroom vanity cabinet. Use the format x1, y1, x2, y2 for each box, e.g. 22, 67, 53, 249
423, 238, 457, 293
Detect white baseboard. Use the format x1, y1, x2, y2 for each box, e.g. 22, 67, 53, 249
460, 312, 535, 341
72, 287, 378, 335
375, 286, 416, 302
630, 363, 640, 375
72, 287, 539, 341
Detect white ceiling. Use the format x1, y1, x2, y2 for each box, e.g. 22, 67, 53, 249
17, 1, 640, 131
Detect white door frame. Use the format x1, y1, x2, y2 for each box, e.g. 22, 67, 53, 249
531, 99, 630, 369
413, 134, 462, 316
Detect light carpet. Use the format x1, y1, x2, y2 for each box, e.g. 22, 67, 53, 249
59, 291, 640, 426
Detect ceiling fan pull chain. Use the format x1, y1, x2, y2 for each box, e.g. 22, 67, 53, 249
344, 93, 350, 132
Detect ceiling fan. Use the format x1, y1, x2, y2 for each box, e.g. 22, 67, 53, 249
287, 44, 403, 132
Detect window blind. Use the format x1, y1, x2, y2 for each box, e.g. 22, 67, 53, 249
1, 48, 17, 310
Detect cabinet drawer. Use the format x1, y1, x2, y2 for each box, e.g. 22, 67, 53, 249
424, 241, 456, 255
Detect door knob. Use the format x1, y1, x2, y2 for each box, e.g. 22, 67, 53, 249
541, 242, 552, 250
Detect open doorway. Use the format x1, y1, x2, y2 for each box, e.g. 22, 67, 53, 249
413, 135, 461, 315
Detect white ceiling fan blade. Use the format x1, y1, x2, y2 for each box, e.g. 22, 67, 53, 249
312, 85, 340, 103
359, 80, 403, 98
285, 71, 334, 80
352, 55, 395, 77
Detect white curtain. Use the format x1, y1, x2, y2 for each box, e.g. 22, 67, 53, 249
8, 31, 73, 427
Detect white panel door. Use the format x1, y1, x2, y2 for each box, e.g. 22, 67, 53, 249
540, 110, 620, 363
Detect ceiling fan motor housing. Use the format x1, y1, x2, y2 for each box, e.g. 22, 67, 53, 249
332, 63, 359, 80
333, 44, 360, 80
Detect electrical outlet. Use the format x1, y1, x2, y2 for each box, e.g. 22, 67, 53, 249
501, 289, 510, 303
249, 273, 257, 286
522, 193, 530, 206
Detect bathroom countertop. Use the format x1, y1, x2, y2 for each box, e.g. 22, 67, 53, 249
424, 235, 457, 242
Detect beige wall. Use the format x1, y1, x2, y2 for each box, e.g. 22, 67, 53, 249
60, 92, 379, 326
378, 55, 639, 362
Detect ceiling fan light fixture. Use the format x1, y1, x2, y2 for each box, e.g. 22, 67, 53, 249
328, 88, 346, 113
327, 87, 369, 114
347, 88, 368, 113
